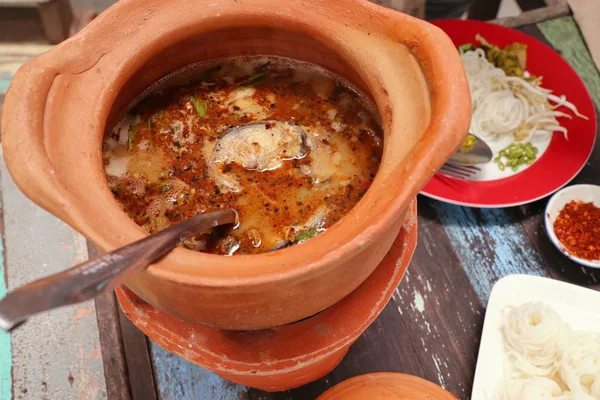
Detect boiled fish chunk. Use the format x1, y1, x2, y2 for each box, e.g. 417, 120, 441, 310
210, 121, 307, 192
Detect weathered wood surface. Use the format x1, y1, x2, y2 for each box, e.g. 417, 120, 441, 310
150, 346, 246, 400
88, 244, 132, 400
468, 0, 502, 21
0, 130, 11, 400
0, 13, 598, 400
0, 43, 52, 95
491, 2, 570, 28
0, 0, 75, 43
1, 86, 108, 399
0, 0, 47, 7
94, 292, 132, 400
0, 156, 107, 399
0, 3, 93, 46
88, 242, 158, 400
538, 17, 600, 107
118, 307, 158, 400
37, 0, 74, 44
0, 9, 49, 45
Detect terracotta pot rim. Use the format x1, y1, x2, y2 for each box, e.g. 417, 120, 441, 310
116, 200, 418, 373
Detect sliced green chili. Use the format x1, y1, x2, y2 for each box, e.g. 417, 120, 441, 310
461, 135, 476, 153
493, 142, 539, 172
128, 125, 138, 150
294, 228, 320, 243
459, 43, 474, 52
238, 71, 268, 88
191, 96, 207, 117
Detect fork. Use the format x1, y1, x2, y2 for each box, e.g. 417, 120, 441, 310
439, 163, 481, 179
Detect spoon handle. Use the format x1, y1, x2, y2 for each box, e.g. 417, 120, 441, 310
0, 209, 237, 332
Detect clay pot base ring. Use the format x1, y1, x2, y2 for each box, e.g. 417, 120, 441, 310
116, 200, 418, 392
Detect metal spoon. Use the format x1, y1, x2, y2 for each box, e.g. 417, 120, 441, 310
0, 209, 237, 332
448, 134, 493, 165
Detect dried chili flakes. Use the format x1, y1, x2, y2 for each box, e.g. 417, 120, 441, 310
553, 200, 600, 261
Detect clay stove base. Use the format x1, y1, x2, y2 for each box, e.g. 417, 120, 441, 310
116, 200, 418, 392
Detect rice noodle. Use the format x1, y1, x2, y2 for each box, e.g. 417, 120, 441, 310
494, 302, 600, 400
461, 48, 587, 143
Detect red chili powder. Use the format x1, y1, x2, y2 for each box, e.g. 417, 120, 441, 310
553, 200, 600, 261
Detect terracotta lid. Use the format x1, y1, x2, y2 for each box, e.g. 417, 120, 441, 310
317, 373, 457, 400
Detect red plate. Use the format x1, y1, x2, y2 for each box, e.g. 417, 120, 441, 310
421, 20, 597, 207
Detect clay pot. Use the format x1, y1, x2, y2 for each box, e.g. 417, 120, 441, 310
1, 0, 470, 330
116, 201, 418, 392
316, 372, 457, 399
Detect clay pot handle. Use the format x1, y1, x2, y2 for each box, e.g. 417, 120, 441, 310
1, 58, 75, 224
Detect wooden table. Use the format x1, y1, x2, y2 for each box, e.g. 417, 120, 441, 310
0, 0, 74, 44
0, 8, 599, 400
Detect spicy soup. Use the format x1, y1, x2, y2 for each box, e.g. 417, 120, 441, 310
103, 56, 383, 255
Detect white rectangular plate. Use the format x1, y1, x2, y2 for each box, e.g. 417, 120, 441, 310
471, 274, 600, 400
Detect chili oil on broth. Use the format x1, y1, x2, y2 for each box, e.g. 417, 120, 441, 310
103, 56, 383, 255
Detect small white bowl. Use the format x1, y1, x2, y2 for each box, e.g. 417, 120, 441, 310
545, 184, 600, 269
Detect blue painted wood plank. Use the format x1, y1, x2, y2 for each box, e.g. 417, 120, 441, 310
0, 72, 13, 92
0, 73, 12, 400
0, 212, 11, 400
150, 342, 247, 400
0, 79, 9, 94
537, 17, 600, 108
430, 200, 549, 304
0, 43, 53, 95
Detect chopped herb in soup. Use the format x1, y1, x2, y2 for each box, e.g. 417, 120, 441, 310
103, 56, 383, 255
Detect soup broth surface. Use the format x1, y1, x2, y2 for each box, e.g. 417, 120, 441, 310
104, 56, 383, 255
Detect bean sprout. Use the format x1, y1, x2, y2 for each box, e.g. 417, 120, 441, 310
461, 48, 587, 143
